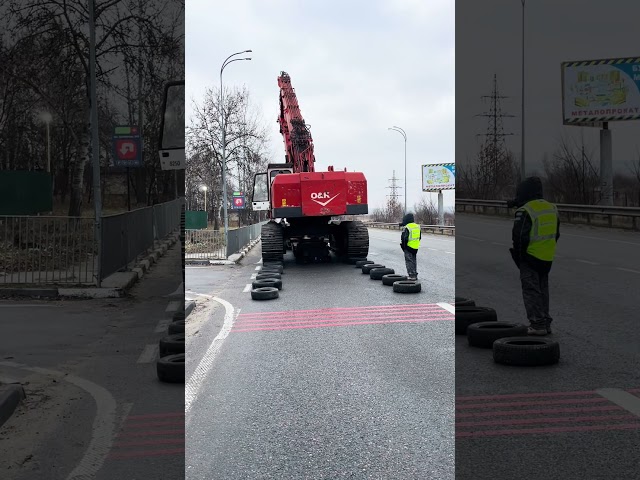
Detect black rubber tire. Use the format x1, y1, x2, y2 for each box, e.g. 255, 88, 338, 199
261, 265, 284, 274
362, 263, 384, 274
252, 278, 283, 290
455, 306, 497, 335
251, 287, 279, 300
346, 256, 367, 265
370, 267, 394, 280
157, 353, 185, 383
467, 321, 528, 349
393, 280, 421, 293
256, 272, 282, 280
355, 260, 374, 268
263, 261, 284, 269
168, 321, 185, 335
172, 311, 186, 321
493, 337, 560, 366
382, 274, 407, 286
345, 221, 369, 258
454, 297, 476, 307
261, 222, 284, 263
159, 333, 185, 357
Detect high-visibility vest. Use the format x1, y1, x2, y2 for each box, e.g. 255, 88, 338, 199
517, 199, 558, 261
405, 222, 421, 249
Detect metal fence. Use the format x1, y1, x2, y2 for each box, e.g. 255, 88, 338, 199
185, 221, 265, 261
364, 222, 456, 236
226, 222, 264, 257
0, 216, 97, 285
456, 199, 640, 230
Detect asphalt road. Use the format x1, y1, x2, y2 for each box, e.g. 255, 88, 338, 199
0, 243, 184, 480
185, 227, 455, 479
455, 213, 640, 480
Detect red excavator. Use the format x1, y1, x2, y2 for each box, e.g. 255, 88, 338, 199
251, 72, 369, 263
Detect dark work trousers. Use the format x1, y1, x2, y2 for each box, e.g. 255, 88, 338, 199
404, 249, 418, 278
519, 261, 552, 330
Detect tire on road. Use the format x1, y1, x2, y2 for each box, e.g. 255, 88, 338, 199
370, 267, 394, 280
454, 297, 476, 307
393, 280, 421, 293
467, 321, 528, 349
362, 263, 384, 274
159, 333, 185, 357
168, 320, 185, 335
355, 260, 374, 268
157, 353, 185, 383
455, 306, 497, 335
263, 261, 283, 269
256, 272, 282, 280
251, 287, 279, 300
493, 337, 560, 366
382, 274, 407, 286
252, 278, 283, 290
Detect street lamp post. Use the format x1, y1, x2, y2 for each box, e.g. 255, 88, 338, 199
201, 185, 207, 213
220, 50, 252, 251
388, 126, 407, 215
521, 0, 526, 181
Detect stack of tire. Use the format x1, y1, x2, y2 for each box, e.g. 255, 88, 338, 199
351, 257, 421, 293
156, 310, 186, 383
251, 261, 283, 301
455, 297, 559, 366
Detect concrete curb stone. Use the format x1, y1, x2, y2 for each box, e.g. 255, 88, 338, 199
0, 384, 26, 427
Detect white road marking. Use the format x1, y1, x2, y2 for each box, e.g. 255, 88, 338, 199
250, 273, 257, 279
165, 300, 180, 315
0, 361, 118, 480
185, 297, 237, 414
255, 266, 261, 271
617, 267, 640, 274
437, 302, 455, 314
445, 251, 455, 255
137, 344, 158, 363
596, 388, 640, 418
242, 284, 251, 293
154, 318, 170, 333
562, 233, 640, 246
576, 259, 599, 265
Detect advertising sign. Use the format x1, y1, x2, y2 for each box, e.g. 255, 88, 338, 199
231, 191, 245, 209
562, 57, 640, 125
422, 163, 455, 192
112, 125, 142, 167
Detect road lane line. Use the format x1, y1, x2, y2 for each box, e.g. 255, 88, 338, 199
596, 388, 640, 418
617, 267, 640, 274
185, 297, 237, 414
250, 273, 257, 279
137, 345, 158, 364
437, 302, 455, 314
0, 361, 119, 480
576, 259, 599, 265
242, 284, 251, 293
445, 251, 455, 255
255, 266, 261, 271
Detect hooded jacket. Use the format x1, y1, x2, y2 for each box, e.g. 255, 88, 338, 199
510, 177, 560, 273
400, 213, 420, 253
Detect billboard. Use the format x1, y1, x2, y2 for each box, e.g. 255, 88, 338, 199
562, 57, 640, 125
422, 163, 455, 192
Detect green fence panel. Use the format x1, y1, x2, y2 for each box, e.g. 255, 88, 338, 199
0, 171, 53, 215
185, 210, 207, 229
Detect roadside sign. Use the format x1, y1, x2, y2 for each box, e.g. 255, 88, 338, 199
422, 163, 455, 192
231, 191, 245, 209
112, 125, 142, 167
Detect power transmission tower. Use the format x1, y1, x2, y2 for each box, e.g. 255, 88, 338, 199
476, 74, 515, 187
386, 170, 402, 203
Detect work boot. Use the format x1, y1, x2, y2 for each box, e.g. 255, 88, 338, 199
527, 326, 548, 336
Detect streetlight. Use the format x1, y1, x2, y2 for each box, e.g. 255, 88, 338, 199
40, 112, 52, 173
201, 185, 208, 213
520, 0, 526, 181
388, 126, 407, 215
220, 50, 252, 248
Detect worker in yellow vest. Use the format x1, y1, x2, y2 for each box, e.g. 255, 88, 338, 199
400, 213, 421, 281
508, 177, 560, 335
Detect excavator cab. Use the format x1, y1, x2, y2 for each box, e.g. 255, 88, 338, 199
252, 163, 293, 212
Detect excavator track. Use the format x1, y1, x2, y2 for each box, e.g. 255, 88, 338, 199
261, 221, 284, 263
344, 221, 369, 259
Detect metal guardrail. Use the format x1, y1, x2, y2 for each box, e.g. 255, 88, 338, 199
364, 222, 455, 236
0, 216, 96, 285
456, 199, 640, 230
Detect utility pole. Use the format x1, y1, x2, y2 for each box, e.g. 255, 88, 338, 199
386, 170, 403, 219
476, 74, 515, 195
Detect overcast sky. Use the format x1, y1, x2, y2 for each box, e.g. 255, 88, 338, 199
457, 0, 640, 179
186, 0, 454, 212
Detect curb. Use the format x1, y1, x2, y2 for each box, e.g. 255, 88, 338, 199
0, 230, 180, 299
185, 300, 196, 318
0, 384, 26, 428
232, 236, 262, 264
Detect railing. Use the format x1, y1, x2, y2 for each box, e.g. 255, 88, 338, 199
364, 222, 455, 236
226, 222, 265, 257
456, 199, 640, 230
0, 216, 97, 285
185, 221, 266, 261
